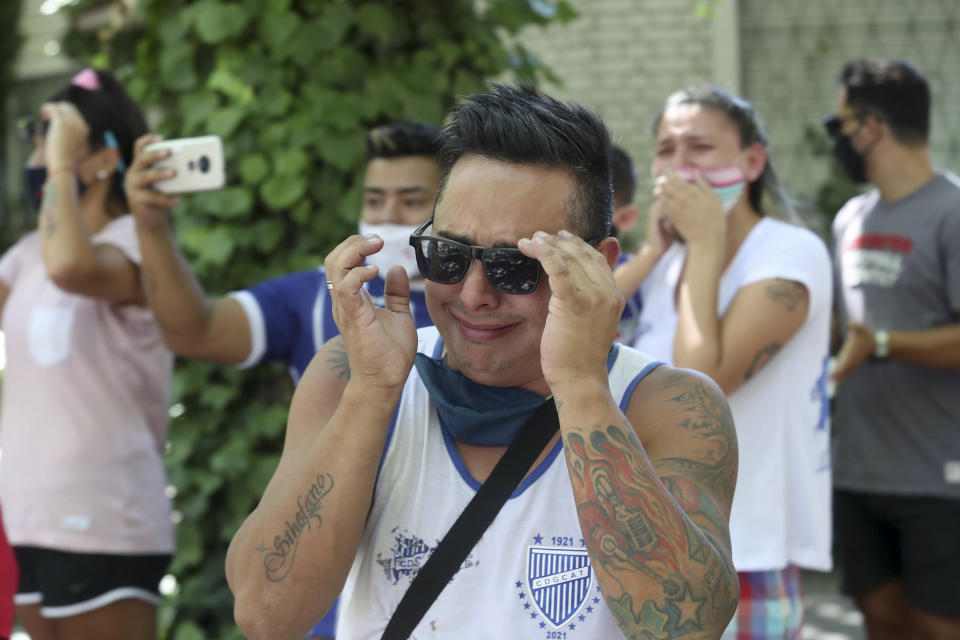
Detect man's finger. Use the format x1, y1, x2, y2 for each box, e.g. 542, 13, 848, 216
383, 265, 413, 316
324, 235, 384, 288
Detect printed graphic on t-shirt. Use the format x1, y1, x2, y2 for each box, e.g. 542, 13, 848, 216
375, 526, 478, 585
514, 533, 603, 635
843, 233, 913, 288
810, 355, 831, 473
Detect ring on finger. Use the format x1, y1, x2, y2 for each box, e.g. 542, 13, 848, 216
326, 280, 334, 291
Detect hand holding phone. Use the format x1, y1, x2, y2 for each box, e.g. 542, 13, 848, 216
143, 135, 225, 194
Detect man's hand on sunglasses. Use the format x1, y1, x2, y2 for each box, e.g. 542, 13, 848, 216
323, 234, 418, 392
518, 230, 624, 393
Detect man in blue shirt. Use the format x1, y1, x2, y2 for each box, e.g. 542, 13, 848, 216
126, 122, 442, 637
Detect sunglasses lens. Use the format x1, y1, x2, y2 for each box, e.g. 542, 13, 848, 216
482, 249, 541, 294
413, 237, 471, 284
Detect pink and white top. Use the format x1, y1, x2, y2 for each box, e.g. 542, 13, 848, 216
0, 215, 174, 553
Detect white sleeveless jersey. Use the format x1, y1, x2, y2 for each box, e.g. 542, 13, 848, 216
337, 327, 660, 639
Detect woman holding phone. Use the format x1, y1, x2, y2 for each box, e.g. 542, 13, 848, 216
616, 86, 833, 639
0, 68, 173, 640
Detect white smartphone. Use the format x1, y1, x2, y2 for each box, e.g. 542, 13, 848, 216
144, 135, 225, 194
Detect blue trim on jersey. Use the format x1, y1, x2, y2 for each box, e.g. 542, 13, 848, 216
376, 402, 402, 486
607, 344, 619, 372
619, 360, 664, 412
438, 412, 565, 498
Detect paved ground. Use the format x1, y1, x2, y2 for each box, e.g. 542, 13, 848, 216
802, 570, 866, 640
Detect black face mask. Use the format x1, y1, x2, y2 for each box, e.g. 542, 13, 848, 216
831, 134, 868, 184
25, 166, 47, 212
24, 166, 87, 212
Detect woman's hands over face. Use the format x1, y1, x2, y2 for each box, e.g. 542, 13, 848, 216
653, 171, 726, 250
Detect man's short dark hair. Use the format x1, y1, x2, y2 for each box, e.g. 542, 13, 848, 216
840, 59, 930, 146
435, 84, 613, 240
610, 144, 636, 208
366, 122, 442, 161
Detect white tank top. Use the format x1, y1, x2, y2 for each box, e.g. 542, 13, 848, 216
337, 327, 660, 639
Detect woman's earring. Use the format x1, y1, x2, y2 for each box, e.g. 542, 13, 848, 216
97, 169, 109, 180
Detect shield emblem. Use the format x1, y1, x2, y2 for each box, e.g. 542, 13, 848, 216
527, 546, 593, 627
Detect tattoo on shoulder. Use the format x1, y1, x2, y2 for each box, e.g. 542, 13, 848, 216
257, 472, 334, 582
764, 279, 806, 312
656, 369, 737, 504
325, 340, 350, 381
745, 342, 781, 381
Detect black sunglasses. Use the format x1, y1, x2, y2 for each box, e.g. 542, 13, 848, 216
823, 113, 863, 138
408, 219, 545, 294
17, 115, 49, 143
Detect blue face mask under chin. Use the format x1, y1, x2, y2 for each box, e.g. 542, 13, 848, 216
414, 353, 548, 446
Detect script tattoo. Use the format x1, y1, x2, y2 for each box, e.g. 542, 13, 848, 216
764, 279, 805, 312
745, 342, 781, 381
564, 369, 738, 637
326, 340, 350, 381
259, 473, 334, 582
41, 185, 57, 238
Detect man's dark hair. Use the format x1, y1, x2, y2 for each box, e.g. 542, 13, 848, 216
49, 69, 148, 213
436, 84, 613, 240
839, 58, 930, 146
366, 122, 441, 161
652, 85, 794, 220
609, 144, 636, 208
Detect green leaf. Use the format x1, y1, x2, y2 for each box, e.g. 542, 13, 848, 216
158, 42, 197, 92
250, 219, 285, 253
179, 91, 220, 133
207, 107, 246, 138
273, 148, 309, 176
175, 524, 205, 570
172, 620, 207, 640
239, 154, 269, 184
261, 174, 307, 210
260, 9, 299, 54
207, 68, 254, 106
180, 225, 236, 266
355, 3, 394, 42
194, 0, 250, 44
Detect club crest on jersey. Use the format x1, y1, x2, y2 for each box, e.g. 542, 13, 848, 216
527, 546, 592, 627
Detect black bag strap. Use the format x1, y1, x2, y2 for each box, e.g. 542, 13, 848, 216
380, 398, 560, 640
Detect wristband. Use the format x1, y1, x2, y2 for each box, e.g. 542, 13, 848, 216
873, 330, 890, 360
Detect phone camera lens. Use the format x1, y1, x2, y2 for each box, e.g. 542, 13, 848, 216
199, 155, 210, 173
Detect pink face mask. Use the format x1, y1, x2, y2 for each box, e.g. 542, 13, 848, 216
668, 165, 746, 212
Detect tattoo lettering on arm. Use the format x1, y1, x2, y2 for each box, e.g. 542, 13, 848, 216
325, 340, 350, 381
258, 473, 334, 582
41, 185, 57, 238
764, 279, 806, 312
744, 342, 781, 381
564, 370, 738, 638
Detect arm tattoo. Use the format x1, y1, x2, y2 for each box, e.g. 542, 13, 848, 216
764, 279, 806, 312
564, 370, 738, 637
258, 473, 334, 582
745, 342, 781, 381
325, 340, 350, 380
41, 185, 57, 238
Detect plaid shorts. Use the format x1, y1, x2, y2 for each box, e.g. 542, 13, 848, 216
721, 566, 803, 640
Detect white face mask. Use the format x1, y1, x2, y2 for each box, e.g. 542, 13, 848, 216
357, 221, 422, 281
